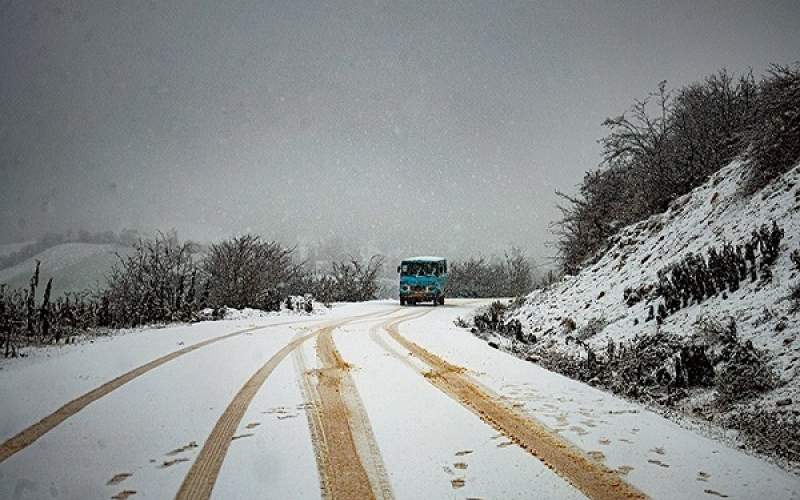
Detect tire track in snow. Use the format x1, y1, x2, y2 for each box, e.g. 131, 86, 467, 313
375, 313, 647, 500
294, 315, 400, 500
0, 319, 319, 464
175, 308, 397, 500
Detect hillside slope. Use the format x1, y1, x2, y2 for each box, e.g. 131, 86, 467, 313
499, 160, 800, 468
0, 243, 131, 298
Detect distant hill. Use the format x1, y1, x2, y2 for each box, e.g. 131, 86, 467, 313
0, 243, 132, 298
0, 242, 34, 259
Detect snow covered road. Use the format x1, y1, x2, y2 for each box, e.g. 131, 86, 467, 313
1, 300, 798, 499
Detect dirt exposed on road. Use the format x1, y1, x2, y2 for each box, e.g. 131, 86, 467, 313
295, 320, 395, 500
380, 315, 647, 500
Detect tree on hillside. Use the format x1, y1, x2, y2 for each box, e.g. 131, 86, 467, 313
553, 68, 762, 272
742, 64, 800, 193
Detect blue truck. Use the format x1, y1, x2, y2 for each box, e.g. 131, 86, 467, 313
397, 256, 447, 306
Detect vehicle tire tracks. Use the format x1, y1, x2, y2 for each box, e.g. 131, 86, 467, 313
0, 319, 319, 464
374, 313, 647, 500
176, 309, 398, 500
294, 314, 409, 500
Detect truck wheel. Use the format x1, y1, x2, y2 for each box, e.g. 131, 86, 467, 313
400, 298, 406, 306
439, 297, 445, 305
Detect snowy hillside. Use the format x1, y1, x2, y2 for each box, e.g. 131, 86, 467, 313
0, 243, 131, 298
495, 160, 800, 467
512, 160, 798, 359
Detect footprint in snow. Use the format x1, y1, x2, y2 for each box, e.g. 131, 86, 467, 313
647, 459, 670, 468
451, 478, 466, 489
697, 471, 711, 482
166, 441, 198, 456
454, 462, 468, 470
111, 490, 137, 499
231, 433, 254, 441
107, 473, 132, 486
455, 450, 473, 456
159, 458, 189, 469
704, 489, 729, 498
245, 422, 261, 430
616, 465, 634, 475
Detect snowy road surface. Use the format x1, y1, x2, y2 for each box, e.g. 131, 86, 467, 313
1, 300, 798, 499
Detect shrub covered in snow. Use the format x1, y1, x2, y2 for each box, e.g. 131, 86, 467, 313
202, 234, 301, 311
294, 255, 386, 304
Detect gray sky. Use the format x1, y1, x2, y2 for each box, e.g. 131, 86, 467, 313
2, 0, 798, 261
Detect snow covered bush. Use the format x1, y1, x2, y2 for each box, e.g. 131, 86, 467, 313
721, 406, 800, 463
715, 340, 777, 407
101, 232, 203, 326
296, 255, 386, 304
1, 265, 107, 355
202, 234, 301, 310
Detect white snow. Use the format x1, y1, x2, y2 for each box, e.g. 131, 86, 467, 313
397, 303, 800, 499
1, 299, 798, 498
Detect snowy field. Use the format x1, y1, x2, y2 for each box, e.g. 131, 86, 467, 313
1, 299, 798, 499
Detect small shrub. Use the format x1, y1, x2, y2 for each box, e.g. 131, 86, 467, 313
575, 317, 607, 341
715, 340, 777, 406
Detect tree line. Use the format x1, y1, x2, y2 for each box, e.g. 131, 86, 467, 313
446, 248, 533, 298
555, 64, 799, 273
0, 233, 385, 357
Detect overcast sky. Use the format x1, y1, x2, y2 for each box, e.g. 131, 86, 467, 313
2, 0, 798, 261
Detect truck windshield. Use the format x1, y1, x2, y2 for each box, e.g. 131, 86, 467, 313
400, 262, 441, 276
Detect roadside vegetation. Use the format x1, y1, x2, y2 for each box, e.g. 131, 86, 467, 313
447, 247, 534, 298
555, 64, 799, 273
0, 232, 386, 357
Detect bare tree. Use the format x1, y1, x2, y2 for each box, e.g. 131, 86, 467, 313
202, 234, 302, 309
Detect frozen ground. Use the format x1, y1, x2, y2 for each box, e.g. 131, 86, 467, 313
1, 299, 798, 499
